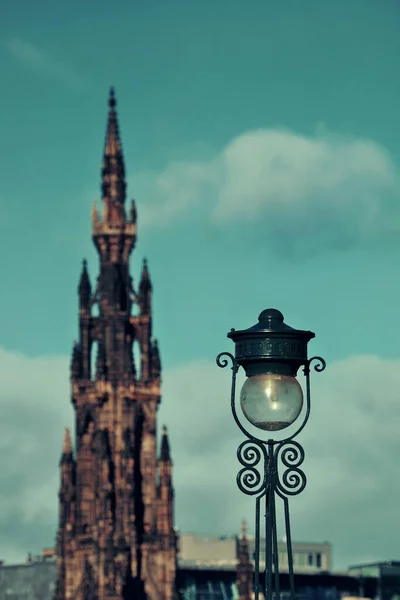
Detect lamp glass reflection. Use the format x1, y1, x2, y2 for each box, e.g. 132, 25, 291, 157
240, 373, 303, 431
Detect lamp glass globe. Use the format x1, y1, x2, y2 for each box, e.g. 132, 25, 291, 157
240, 373, 303, 431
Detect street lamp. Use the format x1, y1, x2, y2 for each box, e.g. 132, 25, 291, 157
217, 308, 325, 600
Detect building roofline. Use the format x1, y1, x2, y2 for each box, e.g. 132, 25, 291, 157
349, 561, 400, 569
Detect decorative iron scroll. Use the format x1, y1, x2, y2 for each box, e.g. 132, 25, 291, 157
237, 440, 267, 496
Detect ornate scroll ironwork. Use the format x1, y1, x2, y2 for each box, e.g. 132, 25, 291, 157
216, 352, 326, 600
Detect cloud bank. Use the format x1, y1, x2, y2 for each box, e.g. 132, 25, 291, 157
161, 355, 400, 570
0, 348, 399, 569
135, 129, 399, 257
0, 348, 71, 563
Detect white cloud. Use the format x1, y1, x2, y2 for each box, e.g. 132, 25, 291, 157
0, 348, 72, 561
0, 348, 399, 570
133, 129, 399, 255
5, 38, 89, 92
132, 162, 213, 229
213, 130, 396, 220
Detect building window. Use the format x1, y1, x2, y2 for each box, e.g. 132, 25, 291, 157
308, 554, 313, 566
316, 553, 322, 568
294, 553, 307, 567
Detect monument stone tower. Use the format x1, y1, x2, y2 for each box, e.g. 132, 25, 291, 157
55, 88, 177, 600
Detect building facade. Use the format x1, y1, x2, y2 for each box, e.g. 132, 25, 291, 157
349, 561, 400, 600
178, 535, 331, 575
55, 88, 177, 600
0, 536, 368, 600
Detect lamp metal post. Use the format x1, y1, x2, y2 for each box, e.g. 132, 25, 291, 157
217, 308, 325, 600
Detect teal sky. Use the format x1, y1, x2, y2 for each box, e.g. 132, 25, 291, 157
0, 0, 400, 569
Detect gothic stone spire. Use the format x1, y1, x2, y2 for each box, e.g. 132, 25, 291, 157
101, 87, 126, 223
55, 89, 177, 600
160, 425, 171, 462
139, 257, 152, 315
236, 520, 253, 600
92, 89, 136, 265
62, 428, 73, 456
78, 259, 91, 310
